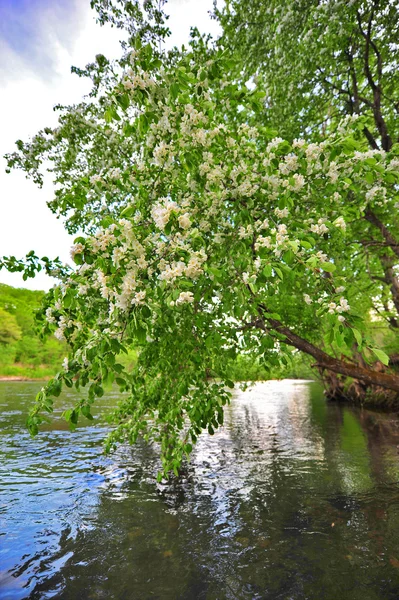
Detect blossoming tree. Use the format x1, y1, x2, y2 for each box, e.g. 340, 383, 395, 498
2, 0, 399, 476
217, 0, 399, 399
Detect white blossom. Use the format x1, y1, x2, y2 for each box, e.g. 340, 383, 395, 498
178, 213, 191, 229
334, 217, 346, 231
176, 291, 195, 305
70, 243, 84, 260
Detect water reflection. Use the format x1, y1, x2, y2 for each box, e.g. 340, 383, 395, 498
1, 380, 399, 599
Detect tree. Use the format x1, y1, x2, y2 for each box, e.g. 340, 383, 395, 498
2, 0, 399, 476
217, 0, 399, 400
0, 307, 22, 346
216, 0, 399, 148
0, 284, 66, 371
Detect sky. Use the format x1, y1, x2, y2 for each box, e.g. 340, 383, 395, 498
0, 0, 221, 291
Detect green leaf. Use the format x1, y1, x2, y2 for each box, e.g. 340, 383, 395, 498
135, 325, 146, 343
116, 94, 130, 110
335, 332, 345, 348
320, 262, 336, 273
70, 410, 79, 425
94, 384, 104, 397
263, 264, 272, 277
170, 83, 180, 99
262, 335, 274, 349
63, 409, 72, 422
283, 250, 295, 265
104, 108, 113, 123
365, 171, 374, 184
81, 405, 94, 420
208, 266, 222, 278
353, 328, 362, 346
371, 348, 390, 366
121, 206, 135, 217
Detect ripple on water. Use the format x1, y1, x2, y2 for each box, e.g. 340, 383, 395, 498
2, 381, 399, 599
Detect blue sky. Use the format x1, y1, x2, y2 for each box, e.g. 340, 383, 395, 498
0, 0, 221, 290
0, 0, 86, 81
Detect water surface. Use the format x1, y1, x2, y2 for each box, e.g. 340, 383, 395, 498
1, 380, 399, 599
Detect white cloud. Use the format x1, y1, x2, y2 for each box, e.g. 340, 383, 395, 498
0, 0, 88, 82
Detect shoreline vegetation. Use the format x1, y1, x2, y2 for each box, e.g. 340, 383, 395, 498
0, 375, 52, 381
0, 375, 315, 382
0, 283, 395, 412
0, 283, 66, 381
0, 353, 315, 382
0, 282, 315, 383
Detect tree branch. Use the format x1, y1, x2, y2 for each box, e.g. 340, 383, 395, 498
356, 6, 392, 150
363, 127, 379, 149
364, 209, 399, 258
255, 308, 399, 393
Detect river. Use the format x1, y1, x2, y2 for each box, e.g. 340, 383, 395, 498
1, 380, 399, 599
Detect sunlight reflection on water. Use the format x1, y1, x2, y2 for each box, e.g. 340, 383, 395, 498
1, 380, 399, 599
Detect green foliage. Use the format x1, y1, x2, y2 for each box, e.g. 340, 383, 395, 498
225, 352, 315, 382
0, 307, 22, 345
217, 0, 399, 148
0, 254, 69, 281
0, 284, 66, 374
3, 0, 399, 478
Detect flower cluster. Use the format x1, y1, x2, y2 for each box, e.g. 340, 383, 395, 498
328, 297, 350, 315
27, 40, 399, 476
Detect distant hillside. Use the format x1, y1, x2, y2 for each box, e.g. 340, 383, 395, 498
0, 283, 65, 379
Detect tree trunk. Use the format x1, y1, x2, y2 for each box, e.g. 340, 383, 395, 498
254, 309, 399, 408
